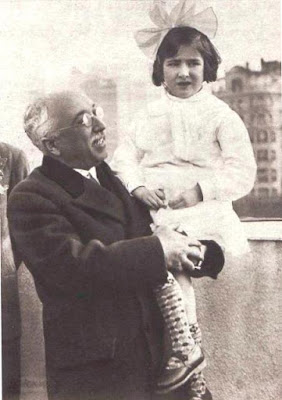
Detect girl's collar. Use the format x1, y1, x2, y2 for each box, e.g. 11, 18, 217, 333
163, 86, 209, 103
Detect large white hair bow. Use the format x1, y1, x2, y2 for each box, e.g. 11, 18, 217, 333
134, 0, 218, 59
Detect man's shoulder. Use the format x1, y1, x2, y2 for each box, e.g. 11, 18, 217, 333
0, 141, 23, 162
8, 167, 62, 205
0, 141, 28, 171
9, 168, 42, 196
7, 169, 73, 228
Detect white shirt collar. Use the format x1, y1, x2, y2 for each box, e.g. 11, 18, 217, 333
74, 166, 99, 183
164, 85, 209, 103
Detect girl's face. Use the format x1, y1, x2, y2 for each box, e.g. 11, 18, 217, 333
163, 44, 204, 99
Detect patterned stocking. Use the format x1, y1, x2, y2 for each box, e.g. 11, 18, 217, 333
189, 323, 207, 395
154, 272, 195, 369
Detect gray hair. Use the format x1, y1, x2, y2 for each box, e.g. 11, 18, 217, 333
23, 96, 57, 152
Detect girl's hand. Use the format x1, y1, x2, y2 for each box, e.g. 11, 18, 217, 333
132, 186, 166, 210
168, 184, 203, 209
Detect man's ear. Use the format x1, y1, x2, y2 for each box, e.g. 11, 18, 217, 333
42, 137, 61, 156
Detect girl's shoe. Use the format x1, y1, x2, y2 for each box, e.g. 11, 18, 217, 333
155, 345, 206, 394
188, 387, 213, 400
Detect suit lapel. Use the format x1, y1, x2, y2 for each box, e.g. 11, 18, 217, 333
96, 162, 152, 238
74, 178, 126, 225
39, 156, 126, 225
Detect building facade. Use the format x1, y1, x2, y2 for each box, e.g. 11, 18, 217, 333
213, 59, 282, 201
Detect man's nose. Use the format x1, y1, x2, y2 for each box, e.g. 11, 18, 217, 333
178, 63, 190, 78
92, 116, 106, 133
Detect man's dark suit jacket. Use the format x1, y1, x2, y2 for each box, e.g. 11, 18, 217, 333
7, 156, 168, 372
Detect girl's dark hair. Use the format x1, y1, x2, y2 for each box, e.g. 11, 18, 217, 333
152, 26, 221, 86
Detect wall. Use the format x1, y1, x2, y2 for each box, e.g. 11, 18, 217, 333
194, 240, 281, 400
18, 238, 281, 400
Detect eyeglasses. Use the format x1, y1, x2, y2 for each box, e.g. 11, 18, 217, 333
46, 105, 104, 137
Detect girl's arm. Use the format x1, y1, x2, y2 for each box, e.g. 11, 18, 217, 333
111, 127, 166, 209
199, 110, 257, 202
110, 117, 146, 194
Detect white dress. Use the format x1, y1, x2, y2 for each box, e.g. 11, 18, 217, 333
111, 89, 257, 256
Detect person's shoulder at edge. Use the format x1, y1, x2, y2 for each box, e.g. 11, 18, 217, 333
0, 141, 25, 160
7, 165, 65, 201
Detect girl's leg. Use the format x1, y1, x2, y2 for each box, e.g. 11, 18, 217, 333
189, 324, 208, 398
173, 271, 197, 325
153, 272, 205, 393
154, 272, 195, 366
174, 271, 208, 397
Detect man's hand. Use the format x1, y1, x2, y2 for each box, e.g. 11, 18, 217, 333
168, 184, 203, 209
154, 226, 203, 272
132, 186, 166, 210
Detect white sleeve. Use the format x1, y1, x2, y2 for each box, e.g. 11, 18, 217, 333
110, 117, 146, 193
198, 110, 257, 201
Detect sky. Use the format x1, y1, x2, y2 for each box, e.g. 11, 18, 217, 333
0, 0, 281, 148
0, 0, 280, 81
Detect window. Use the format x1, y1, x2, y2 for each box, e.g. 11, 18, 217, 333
271, 169, 277, 182
258, 188, 270, 198
231, 78, 243, 92
257, 114, 266, 126
252, 95, 265, 107
265, 112, 273, 124
270, 150, 276, 161
270, 131, 276, 142
252, 112, 272, 128
257, 130, 268, 143
237, 98, 244, 109
257, 149, 268, 161
257, 168, 268, 182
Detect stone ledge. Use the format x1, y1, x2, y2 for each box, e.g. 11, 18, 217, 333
242, 219, 282, 240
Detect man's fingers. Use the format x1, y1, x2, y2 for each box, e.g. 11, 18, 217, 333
174, 230, 202, 248
187, 247, 203, 261
186, 238, 202, 248
148, 199, 159, 210
179, 252, 196, 272
143, 197, 157, 209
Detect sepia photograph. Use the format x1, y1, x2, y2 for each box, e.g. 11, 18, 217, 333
0, 1, 281, 399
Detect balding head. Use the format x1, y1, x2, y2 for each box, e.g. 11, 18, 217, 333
24, 91, 92, 152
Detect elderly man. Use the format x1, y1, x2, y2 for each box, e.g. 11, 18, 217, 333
7, 91, 223, 400
1, 141, 29, 400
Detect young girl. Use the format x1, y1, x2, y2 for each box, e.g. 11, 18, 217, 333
111, 0, 256, 397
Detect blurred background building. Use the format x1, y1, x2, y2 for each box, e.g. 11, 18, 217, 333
212, 59, 282, 218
